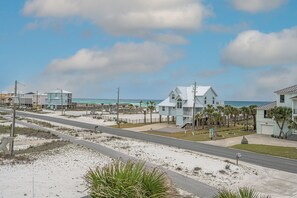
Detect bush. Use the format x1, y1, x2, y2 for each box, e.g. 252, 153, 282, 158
214, 187, 270, 198
85, 160, 172, 198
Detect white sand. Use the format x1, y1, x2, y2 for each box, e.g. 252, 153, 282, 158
4, 114, 297, 197
0, 144, 111, 198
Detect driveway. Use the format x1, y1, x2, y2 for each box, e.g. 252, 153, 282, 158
203, 134, 297, 147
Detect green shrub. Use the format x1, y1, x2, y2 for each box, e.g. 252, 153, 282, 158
214, 187, 270, 198
85, 160, 172, 198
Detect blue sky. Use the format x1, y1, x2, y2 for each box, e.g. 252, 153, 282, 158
1, 0, 297, 101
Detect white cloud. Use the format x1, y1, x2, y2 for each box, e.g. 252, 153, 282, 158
32, 42, 179, 94
235, 66, 297, 100
222, 27, 297, 67
23, 0, 211, 36
230, 0, 287, 13
151, 33, 188, 45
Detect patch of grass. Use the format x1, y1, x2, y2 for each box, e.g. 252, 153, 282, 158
145, 127, 254, 141
15, 141, 69, 155
231, 144, 297, 160
111, 123, 148, 128
26, 119, 55, 128
0, 125, 59, 139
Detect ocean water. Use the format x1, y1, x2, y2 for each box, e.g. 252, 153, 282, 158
73, 98, 271, 108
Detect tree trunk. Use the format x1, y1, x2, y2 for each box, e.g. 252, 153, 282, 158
144, 111, 146, 124
150, 110, 152, 124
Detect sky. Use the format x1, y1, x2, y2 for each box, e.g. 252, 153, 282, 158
0, 0, 297, 101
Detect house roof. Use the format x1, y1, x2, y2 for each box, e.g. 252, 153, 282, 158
256, 101, 276, 110
291, 95, 297, 100
159, 85, 217, 108
47, 90, 72, 94
274, 84, 297, 94
158, 97, 175, 107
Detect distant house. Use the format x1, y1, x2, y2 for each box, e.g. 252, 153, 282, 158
256, 85, 297, 136
17, 92, 47, 108
46, 90, 72, 110
158, 84, 218, 127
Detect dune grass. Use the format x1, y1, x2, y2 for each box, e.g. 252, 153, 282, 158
85, 160, 173, 198
231, 144, 297, 160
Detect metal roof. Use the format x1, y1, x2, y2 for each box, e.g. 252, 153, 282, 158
274, 85, 297, 94
46, 90, 72, 94
256, 101, 276, 110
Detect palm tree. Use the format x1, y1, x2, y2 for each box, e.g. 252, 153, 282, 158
203, 105, 215, 128
271, 106, 292, 138
224, 105, 232, 128
240, 107, 250, 131
147, 101, 156, 124
213, 111, 223, 128
231, 107, 240, 127
217, 106, 225, 126
195, 111, 205, 129
139, 100, 143, 108
128, 103, 134, 114
249, 105, 257, 131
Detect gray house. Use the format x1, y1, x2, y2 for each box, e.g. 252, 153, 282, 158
158, 85, 218, 127
256, 85, 297, 136
46, 90, 72, 110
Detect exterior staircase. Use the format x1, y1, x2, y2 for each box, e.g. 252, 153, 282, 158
181, 117, 192, 129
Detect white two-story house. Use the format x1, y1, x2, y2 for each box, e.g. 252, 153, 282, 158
256, 84, 297, 136
46, 90, 72, 110
158, 85, 218, 127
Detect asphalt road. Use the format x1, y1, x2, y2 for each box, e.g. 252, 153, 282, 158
9, 110, 297, 174
14, 118, 218, 197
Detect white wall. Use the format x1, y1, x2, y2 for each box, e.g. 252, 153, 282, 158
276, 93, 294, 108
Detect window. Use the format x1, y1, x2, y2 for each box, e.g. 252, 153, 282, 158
212, 97, 215, 105
171, 93, 175, 99
177, 99, 182, 109
204, 97, 207, 105
162, 106, 165, 111
280, 95, 285, 103
264, 110, 273, 118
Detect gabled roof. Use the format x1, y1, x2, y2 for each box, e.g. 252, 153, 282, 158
159, 84, 217, 108
158, 97, 175, 107
256, 101, 276, 110
47, 90, 72, 94
274, 85, 297, 94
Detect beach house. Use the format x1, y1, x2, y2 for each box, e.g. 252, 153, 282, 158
46, 90, 72, 110
256, 85, 297, 137
17, 92, 47, 108
158, 84, 218, 127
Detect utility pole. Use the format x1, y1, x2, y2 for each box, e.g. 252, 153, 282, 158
10, 80, 17, 155
36, 91, 39, 110
192, 81, 197, 133
60, 89, 63, 115
117, 87, 120, 127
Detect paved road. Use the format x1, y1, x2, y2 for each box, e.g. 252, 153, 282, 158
14, 119, 217, 198
6, 110, 297, 174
